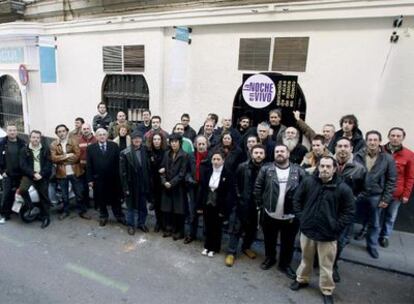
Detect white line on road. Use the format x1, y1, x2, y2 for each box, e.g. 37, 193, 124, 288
65, 263, 129, 293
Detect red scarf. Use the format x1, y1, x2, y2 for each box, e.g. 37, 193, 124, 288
195, 151, 208, 182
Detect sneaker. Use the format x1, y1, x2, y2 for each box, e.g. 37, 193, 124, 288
379, 237, 389, 248
242, 248, 257, 259
225, 254, 235, 267
207, 251, 215, 258
0, 217, 5, 224
201, 249, 208, 256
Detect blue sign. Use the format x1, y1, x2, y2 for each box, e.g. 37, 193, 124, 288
174, 27, 191, 44
0, 47, 24, 64
40, 46, 57, 83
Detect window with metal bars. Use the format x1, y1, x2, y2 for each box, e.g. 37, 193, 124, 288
0, 75, 24, 132
102, 45, 145, 72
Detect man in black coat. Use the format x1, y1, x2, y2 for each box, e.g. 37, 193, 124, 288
0, 124, 26, 223
87, 128, 125, 226
254, 144, 306, 279
92, 102, 113, 132
290, 156, 355, 304
225, 144, 266, 267
19, 130, 52, 229
181, 113, 197, 142
327, 114, 365, 154
120, 131, 151, 235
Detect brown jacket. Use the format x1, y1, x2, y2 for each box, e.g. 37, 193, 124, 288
50, 137, 84, 178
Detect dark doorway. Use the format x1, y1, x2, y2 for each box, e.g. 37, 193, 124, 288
232, 72, 306, 129
102, 74, 149, 123
0, 75, 24, 132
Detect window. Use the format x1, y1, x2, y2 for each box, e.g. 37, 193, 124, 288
238, 37, 309, 72
238, 38, 271, 71
0, 75, 24, 132
102, 74, 149, 122
272, 37, 309, 72
102, 45, 145, 72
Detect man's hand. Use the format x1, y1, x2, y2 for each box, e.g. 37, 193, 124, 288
164, 182, 171, 189
159, 168, 165, 174
293, 110, 301, 121
2, 173, 7, 178
378, 201, 388, 208
124, 190, 130, 196
33, 173, 42, 181
88, 182, 94, 188
402, 197, 409, 204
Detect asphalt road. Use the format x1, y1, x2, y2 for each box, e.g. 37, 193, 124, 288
0, 212, 413, 304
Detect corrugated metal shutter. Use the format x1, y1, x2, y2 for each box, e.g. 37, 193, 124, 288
272, 37, 309, 72
238, 38, 271, 71
103, 46, 122, 72
123, 45, 145, 72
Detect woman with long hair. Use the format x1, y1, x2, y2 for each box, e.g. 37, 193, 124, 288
147, 131, 168, 232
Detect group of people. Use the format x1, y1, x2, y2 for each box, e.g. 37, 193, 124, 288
0, 102, 413, 304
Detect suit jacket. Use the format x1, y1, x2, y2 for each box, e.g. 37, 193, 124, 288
86, 141, 120, 183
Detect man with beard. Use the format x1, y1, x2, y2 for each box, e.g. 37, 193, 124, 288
225, 144, 266, 267
237, 116, 252, 137
256, 122, 276, 162
332, 137, 366, 283
328, 114, 365, 154
144, 115, 169, 143
301, 134, 332, 175
268, 109, 286, 144
291, 156, 354, 304
108, 111, 134, 139
283, 127, 308, 165
254, 144, 306, 279
380, 127, 414, 247
240, 135, 259, 163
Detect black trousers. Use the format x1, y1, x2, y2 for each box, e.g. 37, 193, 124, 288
186, 184, 201, 239
93, 180, 124, 220
204, 204, 223, 252
1, 175, 21, 217
19, 176, 50, 219
163, 212, 185, 236
227, 208, 258, 254
262, 212, 299, 268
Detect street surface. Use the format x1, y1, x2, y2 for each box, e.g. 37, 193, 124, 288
0, 211, 413, 304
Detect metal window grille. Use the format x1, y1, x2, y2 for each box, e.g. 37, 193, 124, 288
238, 38, 271, 71
0, 75, 24, 132
103, 46, 122, 72
272, 37, 309, 72
124, 45, 145, 72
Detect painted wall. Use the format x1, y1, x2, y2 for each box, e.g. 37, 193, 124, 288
2, 15, 413, 148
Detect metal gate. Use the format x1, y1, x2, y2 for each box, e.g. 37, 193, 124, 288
102, 74, 149, 123
0, 75, 24, 132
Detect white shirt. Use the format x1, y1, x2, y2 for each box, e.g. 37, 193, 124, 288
61, 139, 74, 176
209, 165, 223, 191
266, 165, 295, 220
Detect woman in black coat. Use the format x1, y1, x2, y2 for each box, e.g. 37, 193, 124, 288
198, 150, 233, 257
160, 134, 189, 240
212, 131, 243, 172
147, 132, 168, 232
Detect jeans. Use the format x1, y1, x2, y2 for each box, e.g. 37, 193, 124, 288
126, 193, 147, 227
227, 208, 258, 255
0, 175, 21, 217
380, 198, 401, 239
334, 223, 353, 267
57, 175, 85, 213
363, 195, 381, 249
19, 176, 50, 219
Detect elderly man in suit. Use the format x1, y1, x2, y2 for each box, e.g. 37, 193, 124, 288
87, 128, 126, 226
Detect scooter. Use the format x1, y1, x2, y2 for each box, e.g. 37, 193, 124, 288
12, 181, 70, 223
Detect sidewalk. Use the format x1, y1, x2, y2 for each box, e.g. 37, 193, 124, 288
340, 228, 414, 276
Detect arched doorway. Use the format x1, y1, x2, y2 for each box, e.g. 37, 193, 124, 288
102, 74, 149, 122
0, 75, 24, 132
232, 72, 307, 128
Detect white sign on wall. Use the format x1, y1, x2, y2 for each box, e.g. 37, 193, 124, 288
242, 74, 275, 109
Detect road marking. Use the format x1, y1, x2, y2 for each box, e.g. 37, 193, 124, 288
65, 263, 129, 293
0, 233, 24, 248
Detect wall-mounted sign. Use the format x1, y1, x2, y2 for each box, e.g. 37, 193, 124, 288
39, 36, 57, 83
0, 47, 24, 64
173, 26, 192, 44
18, 64, 29, 86
242, 74, 276, 109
